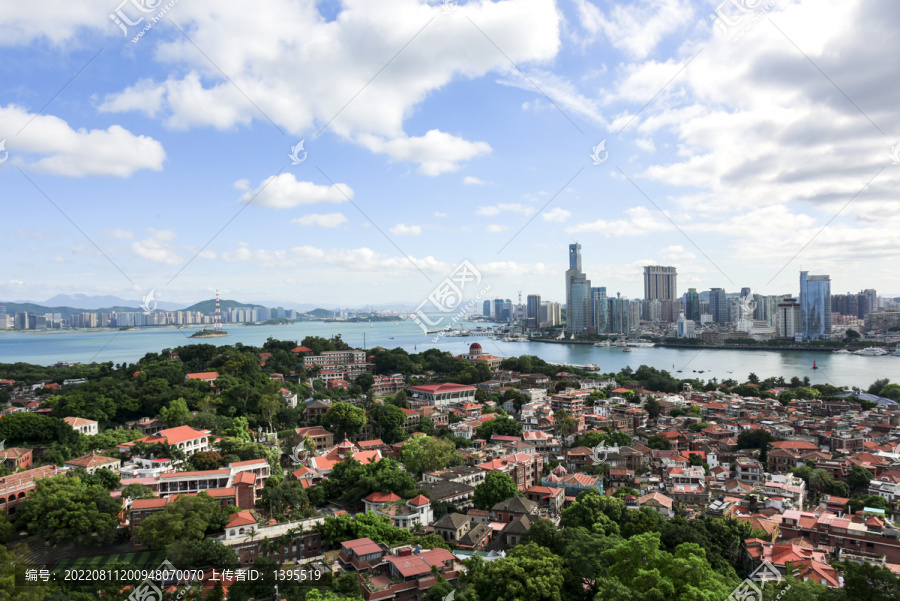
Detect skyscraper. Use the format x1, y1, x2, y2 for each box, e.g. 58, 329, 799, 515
684, 288, 700, 322
800, 272, 832, 340
643, 266, 677, 301
565, 243, 592, 333
482, 300, 492, 318
526, 294, 541, 328
493, 299, 504, 322
709, 288, 728, 323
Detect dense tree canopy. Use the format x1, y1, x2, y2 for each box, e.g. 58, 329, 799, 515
473, 471, 521, 510
399, 435, 464, 477
18, 474, 121, 546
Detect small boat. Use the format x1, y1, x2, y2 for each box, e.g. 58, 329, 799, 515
594, 340, 611, 347
622, 347, 632, 353
833, 349, 851, 354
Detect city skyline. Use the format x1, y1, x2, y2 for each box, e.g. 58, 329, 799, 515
2, 1, 900, 307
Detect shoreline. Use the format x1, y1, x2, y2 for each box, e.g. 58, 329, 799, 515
529, 338, 873, 354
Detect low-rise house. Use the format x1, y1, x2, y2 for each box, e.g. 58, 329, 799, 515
638, 492, 674, 518
0, 448, 32, 471
363, 493, 433, 531
64, 452, 122, 474
62, 416, 98, 436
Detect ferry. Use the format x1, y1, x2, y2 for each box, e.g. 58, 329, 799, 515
832, 349, 852, 354
593, 340, 611, 347
854, 347, 888, 356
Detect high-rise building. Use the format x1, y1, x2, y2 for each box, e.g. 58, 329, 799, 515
593, 297, 609, 333
540, 301, 562, 327
709, 288, 728, 323
569, 243, 582, 272
526, 295, 541, 327
482, 300, 492, 318
684, 288, 700, 322
800, 272, 832, 340
832, 289, 877, 319
643, 266, 677, 301
565, 243, 592, 333
777, 297, 802, 339
493, 299, 504, 322
754, 295, 779, 326
677, 312, 695, 338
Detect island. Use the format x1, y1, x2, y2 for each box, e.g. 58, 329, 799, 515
189, 328, 229, 338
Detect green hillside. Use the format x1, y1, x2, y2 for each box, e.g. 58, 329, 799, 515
182, 299, 265, 314
304, 308, 333, 318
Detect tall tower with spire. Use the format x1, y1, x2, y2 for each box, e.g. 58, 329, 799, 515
214, 289, 223, 332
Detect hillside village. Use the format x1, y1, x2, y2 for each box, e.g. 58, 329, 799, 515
1, 337, 900, 600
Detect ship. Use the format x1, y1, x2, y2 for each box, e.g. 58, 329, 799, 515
594, 340, 611, 347
854, 347, 888, 356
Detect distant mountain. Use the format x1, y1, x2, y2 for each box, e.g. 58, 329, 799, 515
39, 294, 187, 311
304, 308, 333, 318
182, 299, 266, 314
0, 301, 141, 319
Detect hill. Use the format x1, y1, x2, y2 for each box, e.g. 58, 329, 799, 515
0, 302, 142, 319
304, 308, 333, 318
182, 299, 267, 314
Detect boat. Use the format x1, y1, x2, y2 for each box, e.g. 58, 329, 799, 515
893, 350, 900, 357
570, 333, 575, 340
624, 339, 655, 348
854, 347, 888, 356
593, 340, 611, 347
622, 347, 632, 353
832, 349, 851, 354
584, 363, 601, 370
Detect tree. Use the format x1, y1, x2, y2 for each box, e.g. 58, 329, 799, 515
473, 471, 521, 510
560, 489, 623, 536
841, 559, 900, 600
166, 538, 237, 570
135, 493, 228, 549
121, 483, 156, 499
847, 465, 874, 495
188, 450, 225, 471
647, 434, 671, 450
369, 403, 408, 444
0, 543, 46, 601
323, 401, 367, 438
159, 397, 191, 426
354, 373, 375, 392
257, 480, 310, 520
596, 533, 738, 601
0, 512, 13, 544
475, 416, 523, 440
224, 416, 252, 441
316, 457, 416, 508
645, 396, 661, 420
400, 435, 463, 477
465, 542, 567, 601
18, 474, 120, 546
748, 372, 760, 384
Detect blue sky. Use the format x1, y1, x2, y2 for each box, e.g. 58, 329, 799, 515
1, 0, 898, 309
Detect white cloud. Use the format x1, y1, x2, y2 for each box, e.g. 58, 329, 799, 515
291, 213, 348, 228
463, 176, 486, 185
567, 206, 672, 235
358, 130, 491, 176
542, 207, 571, 222
434, 212, 447, 218
94, 0, 557, 168
572, 0, 694, 59
390, 224, 422, 236
241, 173, 352, 209
233, 178, 250, 191
476, 203, 535, 217
659, 244, 695, 261
486, 224, 508, 233
108, 228, 135, 240
0, 105, 165, 177
132, 229, 182, 265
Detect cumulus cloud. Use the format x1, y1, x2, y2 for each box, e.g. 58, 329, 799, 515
291, 213, 348, 228
486, 224, 508, 233
0, 105, 165, 177
463, 176, 487, 185
476, 203, 535, 217
240, 173, 352, 209
389, 223, 422, 236
132, 229, 182, 265
358, 130, 491, 175
542, 207, 571, 222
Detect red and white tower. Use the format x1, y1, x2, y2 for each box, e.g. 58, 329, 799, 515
214, 289, 223, 332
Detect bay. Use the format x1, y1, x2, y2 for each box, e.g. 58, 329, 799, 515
0, 320, 895, 388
